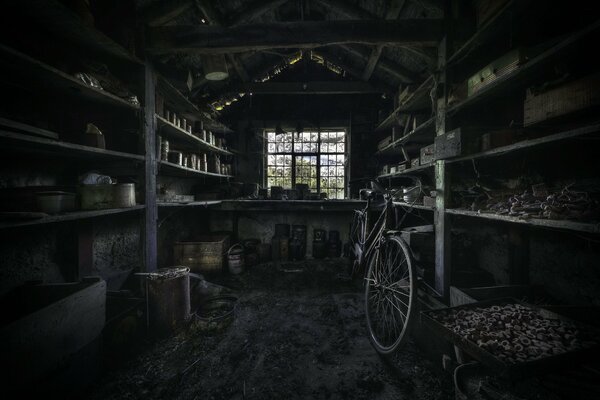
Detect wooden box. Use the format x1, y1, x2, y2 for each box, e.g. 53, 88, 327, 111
420, 144, 436, 165
411, 158, 420, 168
173, 234, 230, 274
434, 128, 480, 160
468, 49, 527, 96
0, 277, 106, 386
524, 72, 600, 126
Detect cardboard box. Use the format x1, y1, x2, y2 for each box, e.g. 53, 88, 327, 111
524, 72, 600, 126
468, 49, 527, 96
420, 144, 435, 165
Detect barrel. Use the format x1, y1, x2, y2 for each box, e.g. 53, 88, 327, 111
291, 225, 307, 259
271, 237, 289, 261
227, 244, 245, 274
147, 267, 191, 336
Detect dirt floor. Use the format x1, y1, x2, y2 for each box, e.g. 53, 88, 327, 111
85, 259, 454, 400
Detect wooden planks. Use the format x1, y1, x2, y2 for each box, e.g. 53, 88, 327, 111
146, 20, 445, 54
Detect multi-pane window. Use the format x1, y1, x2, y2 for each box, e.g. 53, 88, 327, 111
266, 130, 347, 199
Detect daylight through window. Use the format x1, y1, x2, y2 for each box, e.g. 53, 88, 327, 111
266, 130, 347, 199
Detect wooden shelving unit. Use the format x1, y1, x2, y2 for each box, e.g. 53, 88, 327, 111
376, 117, 435, 155
369, 10, 600, 300
158, 200, 223, 208
157, 76, 234, 134
0, 44, 140, 111
375, 76, 434, 132
446, 121, 600, 164
156, 115, 233, 156
0, 128, 144, 162
447, 19, 600, 116
378, 163, 433, 179
159, 161, 233, 179
393, 202, 435, 211
0, 206, 145, 230
446, 209, 600, 235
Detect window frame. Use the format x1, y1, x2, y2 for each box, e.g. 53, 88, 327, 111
263, 128, 348, 199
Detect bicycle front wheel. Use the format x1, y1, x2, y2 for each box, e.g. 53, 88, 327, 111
364, 234, 417, 355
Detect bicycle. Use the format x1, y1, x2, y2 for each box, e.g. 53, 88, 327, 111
350, 181, 420, 355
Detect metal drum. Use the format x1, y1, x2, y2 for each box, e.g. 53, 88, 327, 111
291, 225, 307, 260
147, 267, 191, 336
313, 229, 327, 242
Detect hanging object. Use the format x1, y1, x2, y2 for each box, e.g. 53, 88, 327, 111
203, 54, 229, 81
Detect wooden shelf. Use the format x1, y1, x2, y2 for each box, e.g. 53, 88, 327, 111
447, 121, 600, 164
157, 77, 234, 134
158, 200, 223, 208
15, 0, 143, 69
446, 208, 600, 234
156, 116, 233, 156
393, 202, 434, 211
158, 161, 233, 179
447, 19, 600, 116
0, 206, 145, 230
214, 200, 366, 212
376, 117, 435, 155
445, 0, 531, 74
378, 163, 434, 179
0, 129, 144, 162
376, 77, 434, 132
0, 44, 139, 111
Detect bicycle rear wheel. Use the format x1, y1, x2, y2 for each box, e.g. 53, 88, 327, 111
364, 234, 417, 355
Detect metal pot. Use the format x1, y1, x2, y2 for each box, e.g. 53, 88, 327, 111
113, 183, 136, 208
36, 191, 76, 214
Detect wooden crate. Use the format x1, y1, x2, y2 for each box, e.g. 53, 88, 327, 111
434, 128, 480, 160
377, 135, 392, 150
420, 143, 435, 165
468, 49, 527, 96
173, 234, 230, 274
524, 73, 600, 126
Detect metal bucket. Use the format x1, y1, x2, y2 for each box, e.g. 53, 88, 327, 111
146, 267, 191, 336
227, 244, 245, 274
113, 183, 136, 208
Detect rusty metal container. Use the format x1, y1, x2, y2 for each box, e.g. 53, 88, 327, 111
173, 234, 230, 274
146, 267, 190, 336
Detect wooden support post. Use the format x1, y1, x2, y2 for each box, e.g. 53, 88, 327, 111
434, 160, 451, 297
434, 30, 451, 298
144, 64, 158, 272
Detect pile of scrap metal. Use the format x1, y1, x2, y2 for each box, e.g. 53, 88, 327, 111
455, 184, 600, 221
485, 185, 599, 221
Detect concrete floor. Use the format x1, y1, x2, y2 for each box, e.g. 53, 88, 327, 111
85, 260, 453, 400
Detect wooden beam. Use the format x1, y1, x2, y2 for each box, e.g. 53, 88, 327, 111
228, 81, 384, 94
408, 0, 443, 12
312, 0, 378, 19
229, 0, 290, 26
146, 20, 445, 54
362, 45, 383, 80
141, 0, 194, 27
195, 0, 249, 82
360, 1, 406, 81
341, 44, 419, 83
